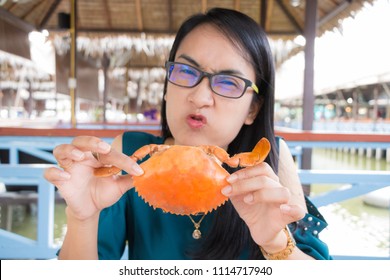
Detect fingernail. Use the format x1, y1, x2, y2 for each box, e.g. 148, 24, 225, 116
133, 164, 144, 176
244, 194, 254, 203
71, 149, 84, 159
221, 186, 232, 196
98, 142, 111, 152
226, 174, 237, 183
280, 204, 291, 212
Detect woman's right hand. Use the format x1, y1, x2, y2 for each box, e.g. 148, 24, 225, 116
44, 135, 143, 221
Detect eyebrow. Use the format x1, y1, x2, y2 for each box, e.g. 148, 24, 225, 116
176, 54, 244, 76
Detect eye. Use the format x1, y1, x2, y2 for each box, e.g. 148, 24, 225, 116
178, 65, 199, 77
214, 75, 242, 89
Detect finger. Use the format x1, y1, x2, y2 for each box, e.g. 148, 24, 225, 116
53, 144, 85, 165
71, 136, 111, 154
53, 137, 111, 169
43, 166, 71, 184
222, 175, 273, 197
227, 162, 279, 184
244, 187, 291, 205
96, 148, 143, 176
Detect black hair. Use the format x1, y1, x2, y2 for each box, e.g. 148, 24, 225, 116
160, 7, 278, 259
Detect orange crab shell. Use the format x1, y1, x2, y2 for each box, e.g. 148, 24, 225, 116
133, 145, 229, 216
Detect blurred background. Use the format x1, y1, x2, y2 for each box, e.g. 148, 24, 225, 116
0, 0, 389, 260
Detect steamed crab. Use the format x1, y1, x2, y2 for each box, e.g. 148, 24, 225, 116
94, 137, 271, 215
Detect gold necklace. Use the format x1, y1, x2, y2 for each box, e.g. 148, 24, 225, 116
188, 213, 206, 239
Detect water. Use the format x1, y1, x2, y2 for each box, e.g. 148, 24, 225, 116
1, 148, 389, 257
310, 148, 389, 258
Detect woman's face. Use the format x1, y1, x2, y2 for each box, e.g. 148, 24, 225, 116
165, 24, 259, 149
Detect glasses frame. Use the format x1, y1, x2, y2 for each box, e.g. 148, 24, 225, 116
165, 61, 259, 99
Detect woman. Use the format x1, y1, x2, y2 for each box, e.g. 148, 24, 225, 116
44, 8, 331, 260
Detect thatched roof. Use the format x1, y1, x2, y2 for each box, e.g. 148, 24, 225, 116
0, 0, 374, 39
0, 0, 376, 105
1, 0, 375, 64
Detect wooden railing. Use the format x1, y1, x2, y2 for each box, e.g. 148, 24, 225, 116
0, 127, 389, 259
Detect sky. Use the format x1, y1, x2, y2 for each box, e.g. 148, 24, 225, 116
275, 0, 390, 100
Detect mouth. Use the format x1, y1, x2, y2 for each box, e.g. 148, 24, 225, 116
186, 114, 207, 129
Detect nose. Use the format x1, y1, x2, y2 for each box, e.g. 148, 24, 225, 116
187, 76, 214, 107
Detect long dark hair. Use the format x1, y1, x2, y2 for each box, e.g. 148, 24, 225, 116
161, 8, 278, 259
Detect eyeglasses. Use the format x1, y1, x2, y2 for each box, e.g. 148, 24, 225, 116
165, 61, 259, 99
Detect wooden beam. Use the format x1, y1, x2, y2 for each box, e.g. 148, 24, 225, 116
265, 0, 274, 31
20, 0, 43, 21
103, 0, 112, 28
38, 0, 62, 29
202, 0, 207, 13
275, 0, 303, 34
261, 0, 276, 31
135, 0, 143, 31
260, 0, 266, 28
48, 27, 297, 37
318, 1, 350, 27
0, 7, 35, 32
168, 0, 173, 33
2, 127, 390, 143
234, 0, 240, 11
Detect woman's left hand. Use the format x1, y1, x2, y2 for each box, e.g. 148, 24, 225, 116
221, 162, 305, 249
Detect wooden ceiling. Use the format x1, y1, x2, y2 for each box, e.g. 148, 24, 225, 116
0, 0, 375, 69
1, 0, 374, 40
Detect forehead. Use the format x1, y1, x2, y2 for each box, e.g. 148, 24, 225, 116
175, 24, 252, 73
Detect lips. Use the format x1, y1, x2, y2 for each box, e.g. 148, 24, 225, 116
186, 114, 207, 129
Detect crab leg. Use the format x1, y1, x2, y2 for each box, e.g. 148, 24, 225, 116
198, 145, 230, 164
225, 137, 271, 168
93, 144, 171, 177
131, 144, 171, 161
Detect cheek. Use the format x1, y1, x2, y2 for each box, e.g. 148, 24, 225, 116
165, 96, 175, 123
165, 91, 184, 124
223, 98, 254, 124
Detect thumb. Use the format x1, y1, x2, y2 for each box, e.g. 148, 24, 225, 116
114, 174, 136, 195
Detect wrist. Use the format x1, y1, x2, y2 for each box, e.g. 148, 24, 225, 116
259, 229, 288, 253
65, 207, 100, 225
259, 227, 296, 260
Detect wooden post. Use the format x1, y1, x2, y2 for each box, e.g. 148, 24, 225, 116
302, 0, 317, 132
382, 83, 390, 120
301, 0, 318, 195
372, 86, 379, 131
102, 52, 110, 123
69, 0, 77, 128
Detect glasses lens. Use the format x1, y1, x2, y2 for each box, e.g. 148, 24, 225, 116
167, 63, 201, 87
211, 75, 246, 98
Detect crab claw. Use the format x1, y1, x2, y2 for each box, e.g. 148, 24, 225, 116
94, 166, 122, 177
225, 137, 271, 168
93, 144, 171, 177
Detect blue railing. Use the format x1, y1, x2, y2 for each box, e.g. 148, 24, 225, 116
0, 136, 389, 259
0, 165, 57, 259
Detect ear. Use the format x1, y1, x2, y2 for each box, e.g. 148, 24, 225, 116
244, 99, 262, 125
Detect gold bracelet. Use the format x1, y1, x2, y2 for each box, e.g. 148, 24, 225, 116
259, 226, 296, 260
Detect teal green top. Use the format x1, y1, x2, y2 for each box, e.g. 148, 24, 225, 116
96, 132, 331, 260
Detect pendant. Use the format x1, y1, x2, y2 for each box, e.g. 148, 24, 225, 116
192, 229, 202, 239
